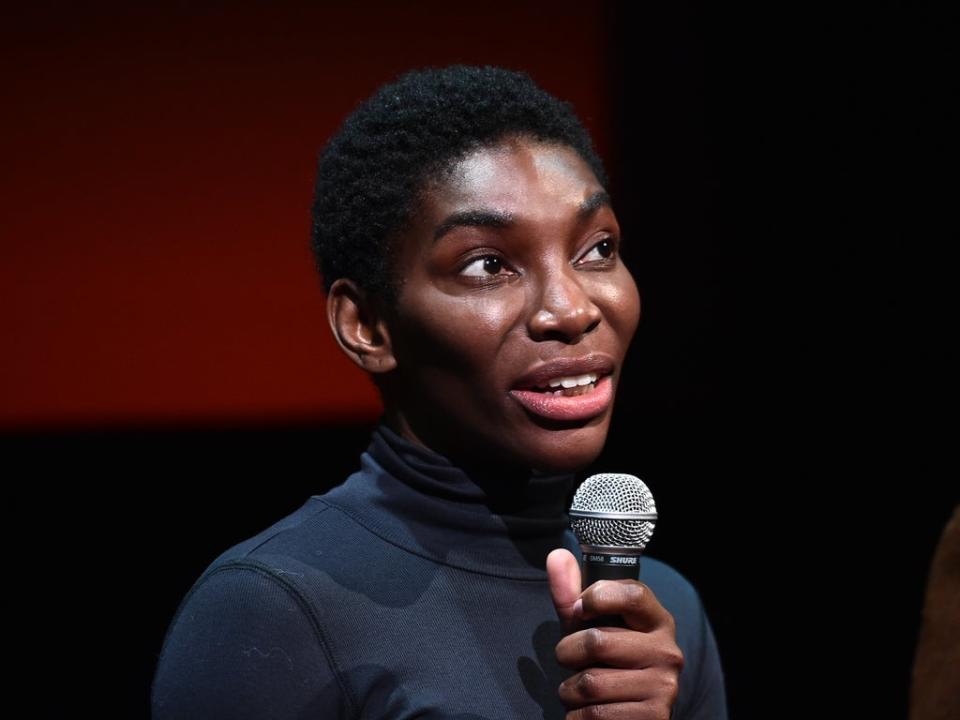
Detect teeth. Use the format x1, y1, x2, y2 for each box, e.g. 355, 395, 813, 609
547, 373, 597, 389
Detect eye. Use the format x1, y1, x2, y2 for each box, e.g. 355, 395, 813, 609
580, 237, 618, 263
460, 254, 512, 279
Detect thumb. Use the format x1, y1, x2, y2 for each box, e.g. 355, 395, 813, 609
546, 548, 583, 633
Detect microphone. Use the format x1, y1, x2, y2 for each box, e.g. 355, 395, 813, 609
568, 473, 658, 586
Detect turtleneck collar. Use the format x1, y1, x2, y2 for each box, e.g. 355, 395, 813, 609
318, 421, 579, 580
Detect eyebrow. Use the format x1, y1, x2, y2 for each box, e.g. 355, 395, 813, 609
432, 189, 612, 243
578, 190, 612, 217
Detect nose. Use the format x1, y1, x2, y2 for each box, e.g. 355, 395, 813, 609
527, 264, 602, 343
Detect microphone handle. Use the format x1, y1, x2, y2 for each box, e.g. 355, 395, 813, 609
580, 550, 642, 629
581, 550, 642, 586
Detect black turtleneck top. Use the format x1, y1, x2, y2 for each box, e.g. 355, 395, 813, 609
152, 423, 727, 719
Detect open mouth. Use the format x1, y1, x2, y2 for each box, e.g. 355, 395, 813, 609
509, 373, 614, 422
528, 372, 603, 397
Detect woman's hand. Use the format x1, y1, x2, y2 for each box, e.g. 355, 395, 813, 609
547, 549, 685, 720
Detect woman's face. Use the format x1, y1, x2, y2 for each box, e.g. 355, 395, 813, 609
378, 135, 641, 475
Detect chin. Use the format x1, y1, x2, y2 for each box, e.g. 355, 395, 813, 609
523, 422, 609, 474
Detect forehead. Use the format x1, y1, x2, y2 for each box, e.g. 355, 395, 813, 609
425, 137, 603, 215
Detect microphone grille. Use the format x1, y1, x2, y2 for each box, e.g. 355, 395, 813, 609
569, 473, 657, 550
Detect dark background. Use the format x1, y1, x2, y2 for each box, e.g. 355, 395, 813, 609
4, 2, 955, 718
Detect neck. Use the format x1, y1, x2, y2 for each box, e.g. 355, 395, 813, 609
318, 418, 579, 579
380, 407, 561, 480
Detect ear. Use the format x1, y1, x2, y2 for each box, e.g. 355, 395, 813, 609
327, 278, 398, 374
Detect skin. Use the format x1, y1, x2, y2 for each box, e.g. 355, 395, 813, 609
328, 135, 682, 718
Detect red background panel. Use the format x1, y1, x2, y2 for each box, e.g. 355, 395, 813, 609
1, 2, 613, 430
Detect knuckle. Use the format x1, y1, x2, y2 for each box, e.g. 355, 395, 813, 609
668, 647, 685, 671
661, 672, 680, 703
585, 580, 611, 609
578, 704, 609, 720
575, 670, 602, 700
584, 627, 605, 658
622, 582, 647, 617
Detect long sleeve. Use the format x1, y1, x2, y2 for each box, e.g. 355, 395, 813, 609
151, 562, 352, 720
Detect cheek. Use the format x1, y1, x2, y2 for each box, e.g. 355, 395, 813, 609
598, 268, 642, 341
398, 289, 524, 378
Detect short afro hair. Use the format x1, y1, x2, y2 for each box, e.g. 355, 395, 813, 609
310, 65, 609, 303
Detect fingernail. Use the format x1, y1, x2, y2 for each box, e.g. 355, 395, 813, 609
572, 598, 583, 617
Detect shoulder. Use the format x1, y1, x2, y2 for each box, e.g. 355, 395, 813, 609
152, 499, 360, 719
638, 555, 711, 658
639, 556, 728, 720
201, 497, 339, 572
152, 567, 355, 719
638, 556, 710, 671
638, 556, 703, 624
167, 494, 381, 638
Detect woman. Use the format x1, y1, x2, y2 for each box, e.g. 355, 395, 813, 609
152, 65, 727, 720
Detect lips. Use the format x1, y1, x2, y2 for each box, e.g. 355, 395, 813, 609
507, 353, 617, 422
510, 353, 616, 391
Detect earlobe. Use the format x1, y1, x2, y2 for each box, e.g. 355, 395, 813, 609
326, 278, 397, 374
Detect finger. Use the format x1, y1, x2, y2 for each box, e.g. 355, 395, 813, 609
559, 667, 674, 708
547, 548, 583, 633
580, 580, 675, 634
555, 626, 685, 671
564, 701, 671, 720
